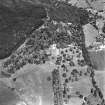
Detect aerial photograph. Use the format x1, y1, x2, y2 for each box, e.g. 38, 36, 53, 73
0, 0, 105, 105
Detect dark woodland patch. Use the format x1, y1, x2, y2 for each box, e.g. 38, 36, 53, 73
0, 3, 46, 59
48, 3, 89, 25
102, 23, 105, 34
